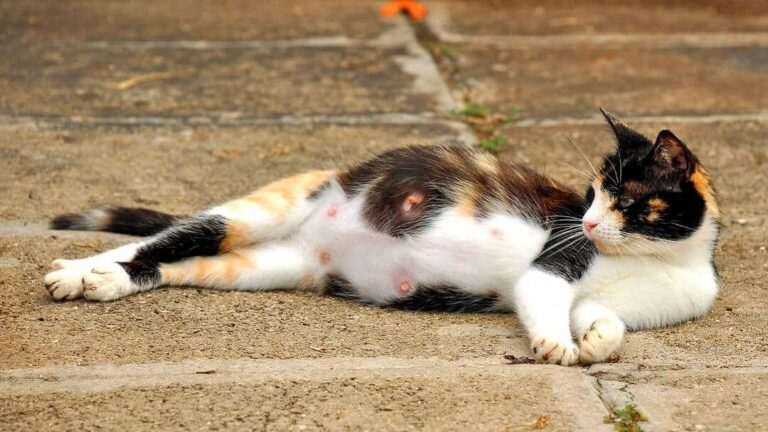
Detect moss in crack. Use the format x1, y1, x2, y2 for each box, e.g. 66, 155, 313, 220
604, 404, 648, 432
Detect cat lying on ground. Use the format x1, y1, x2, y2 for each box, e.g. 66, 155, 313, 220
44, 109, 720, 366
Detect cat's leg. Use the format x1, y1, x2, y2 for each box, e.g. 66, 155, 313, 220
513, 268, 580, 365
571, 299, 626, 364
45, 170, 336, 300
80, 242, 318, 301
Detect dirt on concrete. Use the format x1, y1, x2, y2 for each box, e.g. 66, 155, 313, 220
1, 1, 768, 431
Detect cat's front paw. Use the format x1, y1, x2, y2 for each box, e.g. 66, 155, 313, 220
82, 263, 135, 301
578, 319, 624, 364
531, 336, 580, 366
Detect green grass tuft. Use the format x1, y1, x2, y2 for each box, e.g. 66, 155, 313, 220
477, 136, 507, 153
452, 102, 489, 119
604, 404, 648, 432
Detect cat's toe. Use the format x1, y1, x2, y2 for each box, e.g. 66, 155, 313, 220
579, 319, 624, 364
44, 268, 86, 300
82, 263, 134, 302
531, 336, 580, 366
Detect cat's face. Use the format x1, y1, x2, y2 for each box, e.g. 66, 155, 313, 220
582, 109, 719, 255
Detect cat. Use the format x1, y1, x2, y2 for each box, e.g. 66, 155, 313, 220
43, 109, 720, 366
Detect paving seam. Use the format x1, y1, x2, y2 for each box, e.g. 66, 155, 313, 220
426, 3, 768, 48
503, 111, 768, 128
0, 356, 513, 396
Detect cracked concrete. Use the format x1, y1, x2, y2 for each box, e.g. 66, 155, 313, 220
2, 1, 768, 430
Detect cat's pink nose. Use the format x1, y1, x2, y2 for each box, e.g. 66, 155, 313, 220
582, 220, 599, 233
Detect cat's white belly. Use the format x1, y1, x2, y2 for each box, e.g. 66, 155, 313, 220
297, 192, 548, 304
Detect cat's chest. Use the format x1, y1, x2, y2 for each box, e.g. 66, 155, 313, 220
298, 194, 548, 303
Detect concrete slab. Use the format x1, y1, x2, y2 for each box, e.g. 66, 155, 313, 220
0, 44, 440, 118
0, 362, 611, 431
591, 364, 768, 431
451, 45, 768, 119
0, 0, 388, 44
429, 1, 768, 39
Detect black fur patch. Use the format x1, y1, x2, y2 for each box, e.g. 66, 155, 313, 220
389, 286, 502, 312
535, 204, 597, 282
345, 146, 456, 237
324, 276, 502, 313
133, 214, 228, 263
51, 207, 179, 236
119, 260, 161, 287
103, 207, 180, 236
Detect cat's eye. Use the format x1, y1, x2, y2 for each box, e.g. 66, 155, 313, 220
616, 197, 635, 209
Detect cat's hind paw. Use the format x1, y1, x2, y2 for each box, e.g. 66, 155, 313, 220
82, 263, 135, 302
44, 266, 86, 300
531, 336, 580, 366
578, 318, 624, 364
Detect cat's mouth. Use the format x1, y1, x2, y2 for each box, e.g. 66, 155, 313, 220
584, 231, 627, 255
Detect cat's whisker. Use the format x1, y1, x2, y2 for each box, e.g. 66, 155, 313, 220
555, 161, 594, 183
566, 134, 598, 178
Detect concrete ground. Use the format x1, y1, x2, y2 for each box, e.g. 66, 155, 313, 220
1, 1, 767, 430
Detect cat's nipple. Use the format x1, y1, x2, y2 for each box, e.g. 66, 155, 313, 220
399, 280, 412, 293
327, 207, 338, 217
401, 192, 425, 213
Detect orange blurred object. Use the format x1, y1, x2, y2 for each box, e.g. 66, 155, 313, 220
380, 0, 428, 20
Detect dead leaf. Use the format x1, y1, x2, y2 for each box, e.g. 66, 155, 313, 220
115, 68, 196, 90
534, 415, 550, 429
503, 354, 535, 365
211, 149, 246, 159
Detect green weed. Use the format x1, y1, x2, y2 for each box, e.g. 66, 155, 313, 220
604, 404, 648, 432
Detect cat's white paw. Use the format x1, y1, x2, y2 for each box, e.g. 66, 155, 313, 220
82, 263, 134, 302
531, 336, 580, 366
44, 266, 87, 300
578, 319, 624, 364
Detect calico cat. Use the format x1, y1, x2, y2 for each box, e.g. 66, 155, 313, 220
43, 109, 720, 366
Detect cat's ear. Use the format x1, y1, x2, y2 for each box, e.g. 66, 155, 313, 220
653, 130, 695, 178
599, 108, 653, 157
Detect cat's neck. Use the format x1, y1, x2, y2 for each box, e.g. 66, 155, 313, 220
608, 214, 720, 265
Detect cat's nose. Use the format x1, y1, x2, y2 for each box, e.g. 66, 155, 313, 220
582, 220, 599, 233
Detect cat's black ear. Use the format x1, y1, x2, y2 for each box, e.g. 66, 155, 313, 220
653, 130, 695, 178
599, 108, 653, 158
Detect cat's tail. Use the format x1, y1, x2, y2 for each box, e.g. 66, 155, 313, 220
51, 207, 182, 236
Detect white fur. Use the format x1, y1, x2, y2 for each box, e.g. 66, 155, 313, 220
574, 216, 720, 331
45, 243, 143, 300
514, 268, 580, 365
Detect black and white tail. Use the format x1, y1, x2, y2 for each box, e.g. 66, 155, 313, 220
51, 207, 181, 236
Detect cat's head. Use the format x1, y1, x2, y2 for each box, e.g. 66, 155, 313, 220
581, 109, 720, 255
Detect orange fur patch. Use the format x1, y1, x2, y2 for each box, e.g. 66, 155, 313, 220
161, 251, 255, 287
690, 167, 720, 218
223, 250, 254, 282
648, 198, 668, 211
237, 170, 336, 220
455, 183, 479, 217
299, 272, 316, 289
220, 220, 249, 252
607, 209, 625, 226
